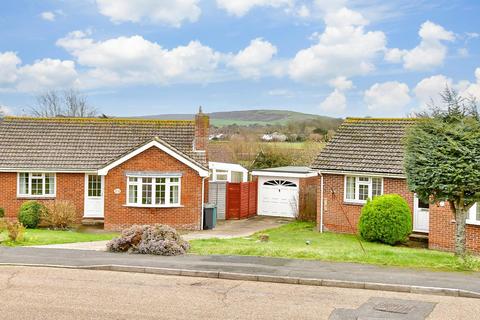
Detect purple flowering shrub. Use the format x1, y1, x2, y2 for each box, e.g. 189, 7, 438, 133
106, 224, 189, 255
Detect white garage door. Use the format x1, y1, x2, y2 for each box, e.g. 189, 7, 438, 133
258, 177, 299, 218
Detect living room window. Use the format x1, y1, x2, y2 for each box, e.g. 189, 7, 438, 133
18, 173, 56, 197
467, 203, 480, 225
344, 176, 383, 203
127, 175, 181, 207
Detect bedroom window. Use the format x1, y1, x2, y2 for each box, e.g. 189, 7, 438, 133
18, 173, 56, 197
127, 175, 181, 207
344, 176, 383, 203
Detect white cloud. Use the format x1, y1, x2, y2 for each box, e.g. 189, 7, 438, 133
320, 76, 354, 114
0, 52, 21, 84
414, 68, 480, 109
384, 48, 407, 63
296, 5, 310, 18
0, 105, 11, 116
320, 89, 347, 113
217, 0, 293, 17
0, 52, 78, 92
459, 67, 480, 101
40, 11, 56, 21
267, 89, 294, 98
364, 81, 411, 112
289, 7, 386, 83
328, 76, 353, 90
414, 74, 452, 108
229, 38, 281, 79
385, 21, 455, 71
57, 31, 222, 87
16, 59, 78, 92
95, 0, 201, 27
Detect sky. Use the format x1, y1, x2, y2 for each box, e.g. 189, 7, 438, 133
0, 0, 479, 118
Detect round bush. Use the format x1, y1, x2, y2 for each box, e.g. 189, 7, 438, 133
18, 201, 43, 228
358, 194, 412, 245
0, 207, 4, 218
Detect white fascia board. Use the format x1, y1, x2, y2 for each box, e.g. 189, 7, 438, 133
0, 168, 97, 174
316, 169, 405, 179
208, 161, 248, 173
251, 171, 317, 178
98, 140, 209, 177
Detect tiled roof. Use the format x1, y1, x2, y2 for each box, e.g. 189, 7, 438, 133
311, 118, 419, 175
0, 117, 207, 171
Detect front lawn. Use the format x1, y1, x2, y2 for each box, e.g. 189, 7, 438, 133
190, 221, 480, 272
0, 229, 118, 247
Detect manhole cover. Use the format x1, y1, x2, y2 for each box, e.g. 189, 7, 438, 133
373, 303, 414, 314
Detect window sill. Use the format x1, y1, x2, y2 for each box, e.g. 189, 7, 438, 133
17, 195, 56, 199
123, 204, 184, 208
343, 200, 367, 206
466, 220, 480, 226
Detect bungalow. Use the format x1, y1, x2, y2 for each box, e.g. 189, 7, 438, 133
0, 110, 210, 231
312, 118, 480, 253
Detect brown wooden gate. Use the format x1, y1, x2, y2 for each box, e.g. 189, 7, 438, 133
226, 181, 257, 220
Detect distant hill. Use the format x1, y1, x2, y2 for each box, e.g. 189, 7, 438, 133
137, 109, 343, 128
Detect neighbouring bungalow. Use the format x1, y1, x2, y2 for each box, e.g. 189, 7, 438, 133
312, 118, 480, 253
0, 110, 210, 231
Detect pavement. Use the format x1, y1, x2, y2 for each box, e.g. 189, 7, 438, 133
31, 216, 290, 251
1, 266, 479, 320
1, 246, 479, 299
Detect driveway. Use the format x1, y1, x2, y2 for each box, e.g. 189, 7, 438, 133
31, 216, 290, 251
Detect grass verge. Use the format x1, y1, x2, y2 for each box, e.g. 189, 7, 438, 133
0, 229, 118, 247
190, 221, 480, 272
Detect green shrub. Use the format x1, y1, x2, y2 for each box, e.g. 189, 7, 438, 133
18, 201, 43, 228
0, 208, 4, 218
358, 194, 412, 245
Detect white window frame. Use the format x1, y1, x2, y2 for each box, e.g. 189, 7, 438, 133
17, 172, 56, 198
343, 175, 383, 204
126, 175, 182, 208
467, 203, 480, 226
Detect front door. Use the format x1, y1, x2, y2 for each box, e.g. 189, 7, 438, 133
84, 174, 104, 218
414, 194, 429, 232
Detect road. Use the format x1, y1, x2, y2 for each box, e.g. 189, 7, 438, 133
0, 266, 478, 319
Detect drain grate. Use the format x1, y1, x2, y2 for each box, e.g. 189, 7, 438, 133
373, 303, 414, 314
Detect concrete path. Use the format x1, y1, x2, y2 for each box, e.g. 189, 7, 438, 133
1, 266, 479, 320
31, 216, 290, 251
1, 246, 479, 297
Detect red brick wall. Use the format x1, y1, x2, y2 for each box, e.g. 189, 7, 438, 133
0, 172, 85, 222
317, 173, 480, 253
319, 174, 415, 233
103, 146, 204, 231
429, 201, 480, 253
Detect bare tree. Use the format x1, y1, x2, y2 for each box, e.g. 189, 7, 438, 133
30, 89, 97, 117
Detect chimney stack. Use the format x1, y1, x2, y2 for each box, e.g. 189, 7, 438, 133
194, 106, 209, 152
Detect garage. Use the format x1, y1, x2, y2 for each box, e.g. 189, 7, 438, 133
252, 167, 317, 218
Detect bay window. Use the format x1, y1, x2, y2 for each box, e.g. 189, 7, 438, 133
344, 176, 383, 203
18, 173, 56, 197
127, 175, 181, 207
467, 203, 480, 225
